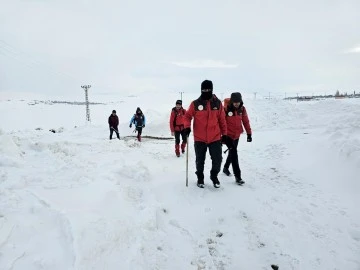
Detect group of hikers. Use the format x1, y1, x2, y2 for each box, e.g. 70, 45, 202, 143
108, 107, 146, 142
108, 79, 252, 189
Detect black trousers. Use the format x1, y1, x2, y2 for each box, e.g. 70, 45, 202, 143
175, 130, 187, 145
224, 139, 241, 178
110, 127, 120, 139
194, 140, 222, 183
136, 126, 143, 136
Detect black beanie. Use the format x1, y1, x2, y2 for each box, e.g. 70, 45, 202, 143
230, 92, 242, 103
112, 110, 116, 113
176, 100, 182, 105
201, 80, 213, 91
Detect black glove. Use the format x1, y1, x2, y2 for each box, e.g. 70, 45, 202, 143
222, 135, 233, 149
129, 124, 132, 128
247, 134, 252, 142
184, 127, 191, 137
142, 125, 145, 128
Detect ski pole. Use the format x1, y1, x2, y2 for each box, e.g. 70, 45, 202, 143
186, 135, 189, 187
111, 127, 120, 137
224, 148, 229, 154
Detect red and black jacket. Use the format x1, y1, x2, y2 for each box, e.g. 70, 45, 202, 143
224, 104, 251, 140
184, 95, 227, 144
170, 107, 186, 132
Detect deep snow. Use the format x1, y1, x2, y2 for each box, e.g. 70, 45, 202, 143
0, 93, 359, 270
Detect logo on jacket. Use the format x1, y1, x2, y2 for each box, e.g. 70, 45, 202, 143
198, 105, 204, 111
228, 111, 233, 116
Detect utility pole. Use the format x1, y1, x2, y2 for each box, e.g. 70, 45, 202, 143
179, 91, 184, 101
81, 85, 91, 122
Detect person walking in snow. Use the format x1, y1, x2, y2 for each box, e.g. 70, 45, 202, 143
183, 79, 230, 188
222, 92, 252, 185
169, 100, 187, 157
108, 110, 120, 140
129, 107, 146, 142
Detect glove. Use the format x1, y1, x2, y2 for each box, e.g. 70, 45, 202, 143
184, 127, 191, 137
171, 131, 175, 136
247, 134, 252, 142
142, 125, 145, 128
222, 135, 233, 149
129, 124, 132, 128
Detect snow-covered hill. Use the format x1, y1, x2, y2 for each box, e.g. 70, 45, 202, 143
0, 95, 359, 269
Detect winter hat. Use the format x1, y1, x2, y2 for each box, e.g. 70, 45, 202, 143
136, 107, 141, 113
230, 92, 242, 103
201, 80, 213, 91
112, 110, 116, 113
176, 100, 182, 105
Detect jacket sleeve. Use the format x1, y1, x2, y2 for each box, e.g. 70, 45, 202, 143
218, 103, 227, 136
129, 115, 135, 125
184, 102, 195, 129
143, 115, 146, 126
169, 110, 175, 132
108, 116, 111, 125
242, 107, 252, 134
115, 116, 119, 126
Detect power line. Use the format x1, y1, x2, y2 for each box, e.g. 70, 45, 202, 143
0, 39, 79, 83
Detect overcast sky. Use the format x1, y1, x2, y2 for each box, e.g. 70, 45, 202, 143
0, 0, 359, 98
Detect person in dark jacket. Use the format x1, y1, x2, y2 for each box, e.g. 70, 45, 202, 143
129, 107, 146, 142
169, 100, 187, 157
223, 92, 252, 184
108, 110, 120, 140
183, 80, 230, 188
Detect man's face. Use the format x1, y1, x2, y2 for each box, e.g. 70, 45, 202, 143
112, 112, 116, 115
176, 104, 182, 109
233, 102, 241, 108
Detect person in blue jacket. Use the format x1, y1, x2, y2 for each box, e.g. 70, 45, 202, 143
129, 107, 146, 141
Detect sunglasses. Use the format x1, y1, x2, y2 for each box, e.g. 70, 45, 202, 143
201, 89, 212, 92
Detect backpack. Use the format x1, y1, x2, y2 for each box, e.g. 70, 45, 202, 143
223, 98, 231, 109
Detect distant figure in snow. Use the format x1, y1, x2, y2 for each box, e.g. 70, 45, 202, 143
222, 92, 252, 185
108, 110, 120, 140
129, 107, 146, 142
169, 99, 187, 157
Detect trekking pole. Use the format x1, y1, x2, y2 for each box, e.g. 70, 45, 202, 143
186, 136, 189, 187
224, 148, 229, 154
111, 127, 120, 137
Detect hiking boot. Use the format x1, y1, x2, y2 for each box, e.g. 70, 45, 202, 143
175, 144, 180, 157
210, 175, 221, 188
195, 171, 204, 188
235, 177, 245, 185
181, 143, 186, 154
223, 167, 231, 176
197, 183, 205, 188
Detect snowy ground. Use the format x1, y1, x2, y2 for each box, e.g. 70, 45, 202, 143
0, 93, 359, 270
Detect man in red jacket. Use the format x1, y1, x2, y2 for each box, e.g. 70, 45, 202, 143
108, 110, 120, 140
169, 100, 187, 157
184, 80, 230, 188
223, 92, 252, 185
